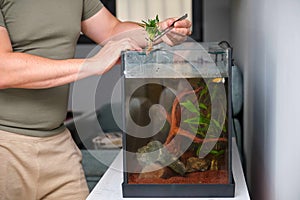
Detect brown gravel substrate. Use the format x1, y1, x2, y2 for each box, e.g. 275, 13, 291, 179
128, 170, 229, 184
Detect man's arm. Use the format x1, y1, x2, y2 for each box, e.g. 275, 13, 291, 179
81, 7, 147, 46
0, 7, 191, 90
0, 26, 141, 89
0, 27, 86, 89
81, 7, 192, 47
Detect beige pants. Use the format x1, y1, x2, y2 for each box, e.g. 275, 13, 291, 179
0, 129, 89, 200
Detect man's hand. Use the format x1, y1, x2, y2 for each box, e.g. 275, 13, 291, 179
87, 38, 142, 75
159, 17, 192, 46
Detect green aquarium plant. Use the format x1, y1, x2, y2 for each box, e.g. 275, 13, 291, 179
179, 79, 228, 160
140, 15, 161, 52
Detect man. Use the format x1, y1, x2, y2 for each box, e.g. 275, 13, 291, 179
0, 0, 191, 199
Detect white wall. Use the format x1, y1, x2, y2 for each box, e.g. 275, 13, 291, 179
230, 0, 300, 199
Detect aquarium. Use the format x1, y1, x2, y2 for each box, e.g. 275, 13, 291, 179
121, 42, 235, 197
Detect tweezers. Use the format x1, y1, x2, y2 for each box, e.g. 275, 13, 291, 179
152, 13, 188, 42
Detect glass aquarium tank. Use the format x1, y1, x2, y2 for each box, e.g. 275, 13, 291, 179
121, 42, 235, 197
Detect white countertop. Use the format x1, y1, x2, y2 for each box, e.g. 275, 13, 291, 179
87, 138, 250, 200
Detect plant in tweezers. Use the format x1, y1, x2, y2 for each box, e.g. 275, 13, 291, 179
140, 15, 161, 52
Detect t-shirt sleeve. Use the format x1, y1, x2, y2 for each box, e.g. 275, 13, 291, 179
82, 0, 104, 21
0, 9, 6, 28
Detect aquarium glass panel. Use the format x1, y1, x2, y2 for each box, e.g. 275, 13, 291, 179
122, 42, 233, 193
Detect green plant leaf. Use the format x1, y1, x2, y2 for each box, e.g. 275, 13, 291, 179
189, 125, 198, 134
180, 100, 200, 115
141, 15, 160, 42
196, 145, 211, 157
199, 116, 210, 124
211, 119, 223, 130
196, 130, 206, 138
210, 149, 225, 157
183, 117, 200, 125
196, 145, 201, 156
199, 87, 208, 99
199, 103, 208, 110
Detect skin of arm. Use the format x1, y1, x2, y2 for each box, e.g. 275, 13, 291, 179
0, 7, 142, 89
0, 21, 141, 89
82, 7, 192, 47
0, 27, 87, 89
0, 7, 191, 90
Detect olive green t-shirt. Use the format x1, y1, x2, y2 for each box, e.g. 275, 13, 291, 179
0, 0, 103, 136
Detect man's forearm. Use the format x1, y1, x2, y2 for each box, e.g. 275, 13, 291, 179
81, 8, 148, 48
0, 52, 92, 89
0, 37, 140, 89
101, 21, 148, 48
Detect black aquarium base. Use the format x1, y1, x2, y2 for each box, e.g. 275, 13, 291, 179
122, 179, 235, 198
